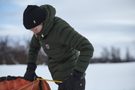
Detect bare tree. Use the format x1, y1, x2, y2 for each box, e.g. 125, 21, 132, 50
110, 47, 121, 62
100, 47, 110, 62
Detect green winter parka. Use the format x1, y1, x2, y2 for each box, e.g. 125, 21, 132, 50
27, 4, 94, 81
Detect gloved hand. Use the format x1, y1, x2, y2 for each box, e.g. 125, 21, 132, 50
58, 70, 85, 90
24, 63, 38, 81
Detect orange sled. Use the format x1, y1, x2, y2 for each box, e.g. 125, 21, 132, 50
0, 76, 51, 90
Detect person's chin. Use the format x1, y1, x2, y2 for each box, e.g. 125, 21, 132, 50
35, 32, 41, 35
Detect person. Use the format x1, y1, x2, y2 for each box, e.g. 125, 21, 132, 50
23, 4, 94, 90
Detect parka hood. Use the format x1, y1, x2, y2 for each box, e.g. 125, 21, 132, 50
38, 4, 56, 38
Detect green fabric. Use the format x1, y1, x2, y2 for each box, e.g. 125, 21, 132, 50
28, 4, 94, 81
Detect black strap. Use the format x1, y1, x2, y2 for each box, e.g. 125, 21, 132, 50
0, 76, 19, 82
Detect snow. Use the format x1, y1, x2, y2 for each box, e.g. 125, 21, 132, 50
0, 62, 135, 90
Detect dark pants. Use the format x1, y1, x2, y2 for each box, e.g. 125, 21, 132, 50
58, 78, 85, 90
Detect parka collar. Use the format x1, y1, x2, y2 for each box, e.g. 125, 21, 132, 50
36, 4, 56, 39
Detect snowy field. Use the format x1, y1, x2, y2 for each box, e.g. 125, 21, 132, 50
0, 62, 135, 90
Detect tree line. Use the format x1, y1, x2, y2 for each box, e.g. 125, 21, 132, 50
0, 37, 134, 64
90, 47, 135, 63
0, 37, 48, 65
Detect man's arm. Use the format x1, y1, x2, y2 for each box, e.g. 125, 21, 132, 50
59, 27, 94, 73
24, 35, 41, 81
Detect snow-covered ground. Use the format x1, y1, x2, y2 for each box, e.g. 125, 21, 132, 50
0, 62, 135, 90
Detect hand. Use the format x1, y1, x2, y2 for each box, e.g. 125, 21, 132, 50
24, 63, 38, 81
58, 70, 85, 90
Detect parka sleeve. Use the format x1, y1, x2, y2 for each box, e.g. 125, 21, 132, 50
27, 35, 41, 64
59, 27, 94, 73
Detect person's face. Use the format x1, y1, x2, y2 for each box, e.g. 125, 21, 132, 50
31, 23, 43, 34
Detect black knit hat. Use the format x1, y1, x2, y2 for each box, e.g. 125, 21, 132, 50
23, 5, 47, 29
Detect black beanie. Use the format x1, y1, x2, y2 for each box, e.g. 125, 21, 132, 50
23, 5, 47, 29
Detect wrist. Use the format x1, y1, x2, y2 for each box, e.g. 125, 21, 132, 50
27, 63, 37, 71
72, 70, 85, 79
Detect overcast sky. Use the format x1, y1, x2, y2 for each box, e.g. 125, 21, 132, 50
0, 0, 135, 57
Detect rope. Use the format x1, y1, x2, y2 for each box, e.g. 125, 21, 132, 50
36, 78, 62, 83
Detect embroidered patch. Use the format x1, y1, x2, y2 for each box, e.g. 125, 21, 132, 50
45, 44, 50, 49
